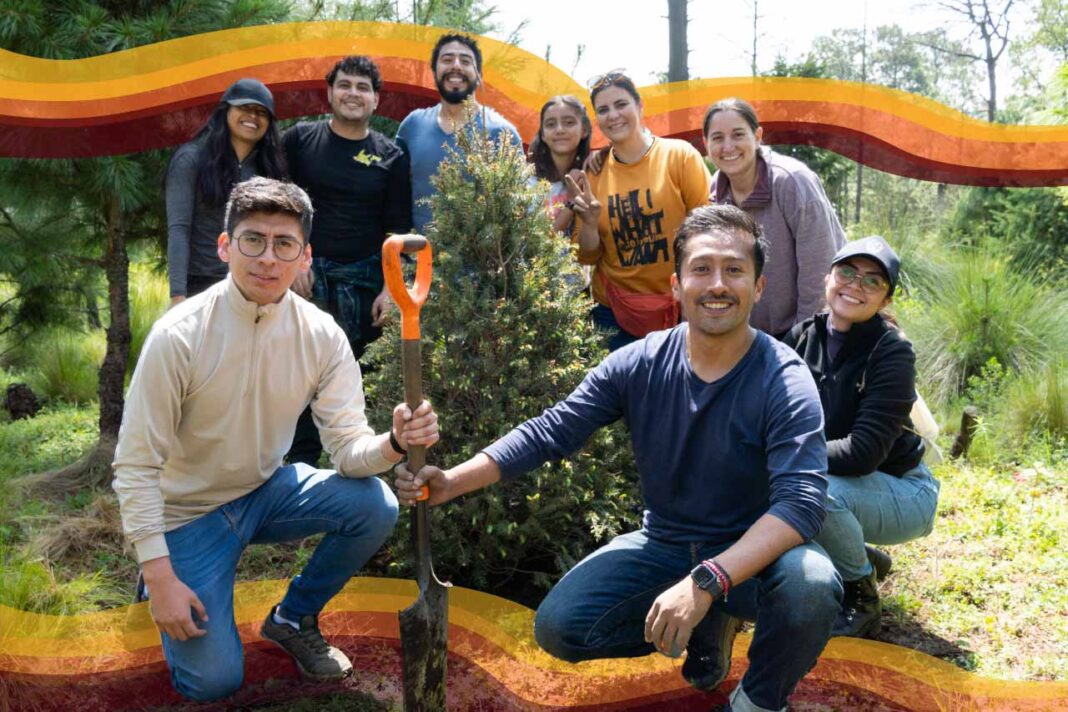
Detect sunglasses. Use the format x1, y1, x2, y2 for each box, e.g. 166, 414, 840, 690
832, 263, 889, 294
587, 68, 628, 92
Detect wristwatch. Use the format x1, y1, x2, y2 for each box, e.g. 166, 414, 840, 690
690, 562, 724, 599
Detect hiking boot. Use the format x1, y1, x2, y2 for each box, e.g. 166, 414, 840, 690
682, 609, 741, 691
832, 569, 881, 638
260, 605, 353, 681
866, 545, 892, 582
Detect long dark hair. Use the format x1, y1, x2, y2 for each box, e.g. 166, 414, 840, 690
168, 102, 288, 208
529, 95, 592, 183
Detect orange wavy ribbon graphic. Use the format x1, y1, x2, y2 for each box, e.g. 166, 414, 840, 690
1, 578, 1065, 711
2, 21, 1068, 186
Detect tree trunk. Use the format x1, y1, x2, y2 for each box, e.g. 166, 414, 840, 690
99, 193, 131, 444
667, 0, 688, 82
27, 194, 129, 496
985, 54, 997, 122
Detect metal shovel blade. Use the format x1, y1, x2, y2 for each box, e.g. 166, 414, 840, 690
398, 500, 449, 711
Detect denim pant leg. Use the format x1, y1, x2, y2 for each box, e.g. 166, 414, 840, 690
534, 530, 692, 662
815, 464, 941, 581
239, 464, 400, 619
590, 304, 639, 353
718, 543, 842, 712
160, 510, 246, 702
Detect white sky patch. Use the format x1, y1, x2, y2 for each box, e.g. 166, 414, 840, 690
489, 0, 995, 83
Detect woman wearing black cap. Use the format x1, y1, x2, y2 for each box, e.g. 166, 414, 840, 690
165, 78, 288, 306
783, 236, 940, 639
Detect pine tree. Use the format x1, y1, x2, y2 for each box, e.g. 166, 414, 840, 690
364, 102, 641, 598
0, 0, 291, 492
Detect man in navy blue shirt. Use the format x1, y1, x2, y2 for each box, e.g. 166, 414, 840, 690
395, 205, 842, 712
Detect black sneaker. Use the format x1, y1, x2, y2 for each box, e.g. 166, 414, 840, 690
865, 545, 892, 582
260, 605, 353, 681
832, 569, 882, 638
682, 609, 741, 691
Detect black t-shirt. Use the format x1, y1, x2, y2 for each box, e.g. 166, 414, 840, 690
284, 121, 412, 262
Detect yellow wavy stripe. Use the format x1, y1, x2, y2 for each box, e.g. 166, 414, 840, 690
1, 577, 1066, 704
0, 21, 577, 112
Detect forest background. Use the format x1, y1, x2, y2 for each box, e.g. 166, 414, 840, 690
0, 0, 1066, 696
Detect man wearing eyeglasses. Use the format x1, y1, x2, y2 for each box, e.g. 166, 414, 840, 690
283, 55, 413, 467
112, 177, 438, 702
396, 33, 522, 233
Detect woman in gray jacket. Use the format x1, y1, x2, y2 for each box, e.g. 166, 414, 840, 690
704, 97, 846, 338
165, 79, 288, 305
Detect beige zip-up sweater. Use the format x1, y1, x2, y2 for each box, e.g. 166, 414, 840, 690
112, 276, 393, 563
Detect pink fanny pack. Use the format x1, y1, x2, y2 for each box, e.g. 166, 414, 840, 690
600, 272, 680, 337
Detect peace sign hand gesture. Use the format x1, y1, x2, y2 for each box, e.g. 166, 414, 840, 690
564, 170, 600, 222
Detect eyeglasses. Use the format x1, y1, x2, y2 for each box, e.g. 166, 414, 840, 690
832, 264, 889, 294
587, 68, 628, 92
234, 234, 305, 262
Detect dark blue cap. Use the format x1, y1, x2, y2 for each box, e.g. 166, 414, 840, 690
221, 78, 275, 117
832, 235, 901, 293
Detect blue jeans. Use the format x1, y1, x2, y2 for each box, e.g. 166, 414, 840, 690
591, 304, 640, 352
157, 464, 398, 701
534, 530, 842, 712
815, 463, 940, 581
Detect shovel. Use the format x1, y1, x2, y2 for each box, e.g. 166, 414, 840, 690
382, 234, 450, 712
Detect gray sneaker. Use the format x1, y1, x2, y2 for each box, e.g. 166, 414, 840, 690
260, 605, 353, 681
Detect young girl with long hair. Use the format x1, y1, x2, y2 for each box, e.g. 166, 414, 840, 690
529, 95, 592, 235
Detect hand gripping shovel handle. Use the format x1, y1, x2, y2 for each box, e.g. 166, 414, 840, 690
382, 234, 433, 497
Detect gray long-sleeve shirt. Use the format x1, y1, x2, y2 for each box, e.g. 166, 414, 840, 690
713, 147, 846, 337
165, 142, 257, 297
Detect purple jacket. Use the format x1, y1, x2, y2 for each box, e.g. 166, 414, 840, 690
713, 147, 846, 337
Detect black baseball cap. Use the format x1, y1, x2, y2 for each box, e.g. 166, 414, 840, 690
831, 235, 901, 294
221, 78, 275, 117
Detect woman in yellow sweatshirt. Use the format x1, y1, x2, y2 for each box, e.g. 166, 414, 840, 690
568, 71, 711, 350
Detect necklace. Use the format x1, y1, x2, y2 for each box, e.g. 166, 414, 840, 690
613, 133, 654, 164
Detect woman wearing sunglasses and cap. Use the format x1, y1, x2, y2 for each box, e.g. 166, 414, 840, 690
567, 71, 711, 351
165, 78, 288, 307
783, 236, 940, 639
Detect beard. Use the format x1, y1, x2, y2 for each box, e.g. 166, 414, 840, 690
435, 74, 477, 104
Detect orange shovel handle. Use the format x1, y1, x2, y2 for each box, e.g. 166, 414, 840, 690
382, 234, 433, 340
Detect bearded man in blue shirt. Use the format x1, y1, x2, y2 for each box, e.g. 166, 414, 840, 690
395, 204, 842, 712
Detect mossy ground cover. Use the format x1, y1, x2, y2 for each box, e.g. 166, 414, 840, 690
1, 390, 1065, 682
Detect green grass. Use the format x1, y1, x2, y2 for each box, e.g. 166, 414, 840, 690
128, 264, 169, 375
20, 327, 106, 404
879, 457, 1068, 680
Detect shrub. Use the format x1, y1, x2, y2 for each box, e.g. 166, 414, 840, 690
364, 102, 640, 598
901, 249, 1068, 405
22, 328, 105, 404
1001, 362, 1068, 446
943, 187, 1068, 273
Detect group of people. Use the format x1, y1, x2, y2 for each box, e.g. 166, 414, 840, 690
116, 31, 940, 712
